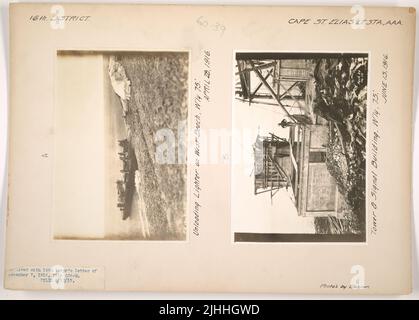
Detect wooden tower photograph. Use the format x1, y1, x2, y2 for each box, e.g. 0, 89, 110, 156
232, 52, 368, 242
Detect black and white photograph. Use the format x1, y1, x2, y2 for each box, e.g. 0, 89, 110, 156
53, 51, 189, 241
2, 2, 418, 297
232, 52, 368, 242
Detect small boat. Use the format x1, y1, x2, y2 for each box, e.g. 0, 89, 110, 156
115, 140, 138, 220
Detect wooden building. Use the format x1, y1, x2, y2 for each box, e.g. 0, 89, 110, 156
291, 122, 344, 218
253, 133, 293, 198
240, 55, 346, 218
253, 124, 343, 218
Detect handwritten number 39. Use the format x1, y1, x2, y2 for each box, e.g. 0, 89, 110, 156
213, 22, 226, 35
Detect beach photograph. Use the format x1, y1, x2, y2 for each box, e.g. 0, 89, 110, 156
54, 51, 189, 240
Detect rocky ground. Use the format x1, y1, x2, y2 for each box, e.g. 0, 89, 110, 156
311, 57, 368, 235
114, 52, 189, 240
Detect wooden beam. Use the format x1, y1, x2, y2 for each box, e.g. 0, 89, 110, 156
236, 52, 367, 60
235, 61, 276, 75
251, 69, 273, 98
247, 60, 296, 122
236, 61, 251, 99
278, 82, 304, 110
279, 81, 300, 99
267, 152, 290, 187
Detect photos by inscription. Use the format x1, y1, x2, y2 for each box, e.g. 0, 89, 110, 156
54, 51, 188, 240
232, 52, 368, 242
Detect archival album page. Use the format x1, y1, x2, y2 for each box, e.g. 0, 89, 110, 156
5, 4, 415, 293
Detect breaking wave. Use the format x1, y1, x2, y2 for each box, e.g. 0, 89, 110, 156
108, 56, 131, 115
